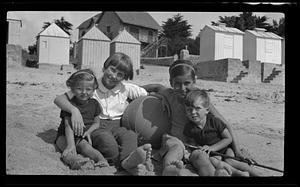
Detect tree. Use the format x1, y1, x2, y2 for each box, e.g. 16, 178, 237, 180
211, 12, 284, 37
160, 14, 193, 55
28, 43, 37, 55
42, 17, 73, 35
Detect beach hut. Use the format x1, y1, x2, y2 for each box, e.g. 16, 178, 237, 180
6, 12, 22, 45
110, 29, 141, 74
77, 26, 111, 71
243, 28, 283, 65
199, 24, 244, 62
37, 22, 70, 65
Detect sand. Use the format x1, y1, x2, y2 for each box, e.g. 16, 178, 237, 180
6, 63, 284, 176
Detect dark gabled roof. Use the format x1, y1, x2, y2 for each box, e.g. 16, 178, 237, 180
77, 13, 102, 29
113, 12, 161, 30
78, 12, 161, 31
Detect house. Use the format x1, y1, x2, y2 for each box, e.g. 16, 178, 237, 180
37, 22, 70, 65
77, 12, 161, 50
243, 28, 283, 65
6, 12, 22, 45
199, 24, 244, 62
77, 26, 111, 71
110, 29, 141, 75
6, 12, 23, 66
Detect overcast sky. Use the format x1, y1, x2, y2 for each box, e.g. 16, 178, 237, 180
7, 11, 284, 49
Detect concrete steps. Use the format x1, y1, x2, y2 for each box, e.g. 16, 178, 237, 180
263, 69, 282, 83
230, 71, 249, 83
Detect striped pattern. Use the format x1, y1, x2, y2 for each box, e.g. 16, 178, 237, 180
38, 23, 69, 38
206, 25, 244, 35
79, 26, 111, 41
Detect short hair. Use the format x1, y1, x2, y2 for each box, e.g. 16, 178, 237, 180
169, 59, 196, 82
66, 69, 98, 89
103, 52, 133, 80
184, 88, 210, 108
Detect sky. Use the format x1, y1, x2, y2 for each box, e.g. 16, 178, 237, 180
7, 11, 284, 49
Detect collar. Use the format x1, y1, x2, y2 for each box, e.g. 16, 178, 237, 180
97, 78, 122, 94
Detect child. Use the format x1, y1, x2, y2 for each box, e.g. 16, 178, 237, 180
54, 53, 153, 175
183, 88, 261, 176
55, 69, 109, 170
142, 59, 244, 176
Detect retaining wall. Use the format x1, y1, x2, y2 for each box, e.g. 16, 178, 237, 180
7, 44, 22, 67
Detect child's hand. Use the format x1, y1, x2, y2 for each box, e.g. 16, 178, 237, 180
83, 131, 92, 145
62, 145, 76, 157
200, 145, 211, 154
71, 108, 85, 136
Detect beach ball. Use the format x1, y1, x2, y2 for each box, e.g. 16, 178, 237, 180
122, 95, 172, 149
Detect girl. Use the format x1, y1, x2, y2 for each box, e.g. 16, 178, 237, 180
142, 59, 244, 176
55, 69, 109, 170
54, 53, 153, 175
183, 89, 260, 176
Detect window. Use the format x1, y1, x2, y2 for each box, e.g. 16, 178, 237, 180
43, 41, 47, 48
129, 27, 139, 40
107, 26, 111, 33
148, 31, 153, 43
81, 31, 86, 37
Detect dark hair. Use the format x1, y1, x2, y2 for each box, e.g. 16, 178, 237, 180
184, 88, 210, 108
169, 59, 196, 82
103, 52, 133, 80
66, 69, 98, 89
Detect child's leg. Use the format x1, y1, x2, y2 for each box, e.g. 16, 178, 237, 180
91, 129, 119, 164
161, 135, 186, 176
224, 148, 260, 176
77, 139, 109, 167
161, 134, 185, 167
189, 150, 215, 176
55, 135, 67, 152
210, 155, 249, 177
111, 126, 152, 175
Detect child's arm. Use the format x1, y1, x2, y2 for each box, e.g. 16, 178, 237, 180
209, 128, 232, 152
63, 116, 77, 157
54, 91, 85, 136
208, 103, 242, 157
83, 116, 100, 145
141, 84, 166, 94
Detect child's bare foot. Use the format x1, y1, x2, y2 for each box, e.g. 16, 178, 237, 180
215, 168, 230, 176
126, 163, 147, 175
62, 153, 89, 170
121, 144, 152, 171
162, 160, 185, 176
232, 170, 250, 177
94, 161, 110, 168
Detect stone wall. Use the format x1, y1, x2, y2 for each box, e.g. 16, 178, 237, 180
194, 59, 229, 82
261, 63, 285, 85
7, 44, 22, 67
239, 60, 261, 84
227, 59, 247, 82
141, 56, 177, 67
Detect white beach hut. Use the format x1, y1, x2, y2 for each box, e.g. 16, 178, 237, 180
243, 28, 283, 65
110, 29, 141, 74
77, 26, 111, 70
6, 12, 22, 45
37, 23, 70, 65
199, 24, 244, 62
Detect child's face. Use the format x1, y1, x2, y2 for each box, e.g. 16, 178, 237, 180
102, 65, 125, 89
170, 74, 195, 98
72, 80, 95, 101
185, 97, 209, 124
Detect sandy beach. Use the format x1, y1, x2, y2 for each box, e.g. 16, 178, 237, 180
6, 63, 284, 176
